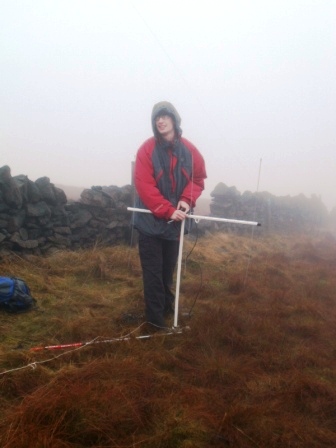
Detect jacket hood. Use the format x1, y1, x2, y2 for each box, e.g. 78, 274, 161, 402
151, 101, 182, 138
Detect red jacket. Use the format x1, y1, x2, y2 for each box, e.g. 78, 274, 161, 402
134, 136, 206, 239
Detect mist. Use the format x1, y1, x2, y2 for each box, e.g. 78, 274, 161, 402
1, 0, 335, 210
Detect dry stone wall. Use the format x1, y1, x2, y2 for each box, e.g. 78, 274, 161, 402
0, 166, 133, 255
0, 167, 334, 255
202, 182, 331, 236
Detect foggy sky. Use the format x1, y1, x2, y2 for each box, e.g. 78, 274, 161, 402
1, 0, 336, 210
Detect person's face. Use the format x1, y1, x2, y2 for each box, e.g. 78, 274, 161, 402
155, 114, 175, 140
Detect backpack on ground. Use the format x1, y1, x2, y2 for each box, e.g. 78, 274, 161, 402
0, 277, 37, 313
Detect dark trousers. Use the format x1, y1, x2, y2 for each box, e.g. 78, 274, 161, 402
138, 232, 180, 327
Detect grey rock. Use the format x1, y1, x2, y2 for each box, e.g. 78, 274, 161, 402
26, 201, 51, 218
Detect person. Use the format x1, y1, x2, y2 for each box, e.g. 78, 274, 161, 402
133, 101, 207, 329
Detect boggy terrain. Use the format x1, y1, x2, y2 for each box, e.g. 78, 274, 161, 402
0, 231, 336, 447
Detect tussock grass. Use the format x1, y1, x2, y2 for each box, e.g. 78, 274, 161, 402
1, 232, 336, 447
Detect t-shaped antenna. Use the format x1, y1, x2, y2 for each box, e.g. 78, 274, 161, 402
128, 207, 261, 328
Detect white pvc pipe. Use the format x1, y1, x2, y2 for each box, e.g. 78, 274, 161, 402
174, 218, 185, 328
127, 207, 261, 226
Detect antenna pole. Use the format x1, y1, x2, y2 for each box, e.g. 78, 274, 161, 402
173, 218, 186, 328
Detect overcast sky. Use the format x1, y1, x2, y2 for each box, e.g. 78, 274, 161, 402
1, 0, 335, 210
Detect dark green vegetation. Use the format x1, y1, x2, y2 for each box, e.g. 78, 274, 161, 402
0, 232, 336, 447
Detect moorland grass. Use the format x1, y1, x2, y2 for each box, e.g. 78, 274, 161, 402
0, 231, 335, 447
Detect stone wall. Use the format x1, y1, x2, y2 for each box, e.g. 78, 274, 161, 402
0, 166, 133, 255
1, 167, 334, 255
201, 182, 331, 236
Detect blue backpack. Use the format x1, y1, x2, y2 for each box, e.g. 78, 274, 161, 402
0, 277, 37, 313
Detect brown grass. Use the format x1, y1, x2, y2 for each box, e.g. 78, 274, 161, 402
0, 231, 336, 447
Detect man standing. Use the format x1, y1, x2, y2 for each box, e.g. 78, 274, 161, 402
134, 101, 207, 329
